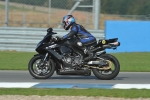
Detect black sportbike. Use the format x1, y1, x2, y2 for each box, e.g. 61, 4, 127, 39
28, 28, 120, 80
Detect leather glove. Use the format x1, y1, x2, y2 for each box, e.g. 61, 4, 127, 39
54, 36, 63, 42
56, 36, 61, 40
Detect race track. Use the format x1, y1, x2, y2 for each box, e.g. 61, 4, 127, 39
0, 71, 150, 89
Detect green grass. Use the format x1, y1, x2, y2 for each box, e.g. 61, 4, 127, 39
0, 88, 150, 98
112, 52, 150, 72
0, 4, 47, 13
0, 4, 5, 10
0, 4, 28, 11
0, 51, 150, 71
0, 51, 36, 70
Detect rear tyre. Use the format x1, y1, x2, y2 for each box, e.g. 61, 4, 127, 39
92, 54, 120, 80
28, 55, 55, 79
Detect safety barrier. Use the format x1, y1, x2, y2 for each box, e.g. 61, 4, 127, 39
0, 27, 104, 52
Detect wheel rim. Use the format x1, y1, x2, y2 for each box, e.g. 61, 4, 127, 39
98, 58, 116, 75
32, 58, 52, 76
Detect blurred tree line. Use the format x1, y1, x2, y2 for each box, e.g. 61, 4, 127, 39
10, 0, 47, 6
101, 0, 150, 15
10, 0, 150, 15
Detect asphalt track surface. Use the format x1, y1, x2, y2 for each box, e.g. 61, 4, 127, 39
0, 71, 150, 84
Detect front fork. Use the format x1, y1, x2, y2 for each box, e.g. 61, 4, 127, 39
43, 53, 49, 62
39, 53, 49, 67
36, 53, 49, 74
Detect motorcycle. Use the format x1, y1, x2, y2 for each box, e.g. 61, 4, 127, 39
28, 28, 120, 80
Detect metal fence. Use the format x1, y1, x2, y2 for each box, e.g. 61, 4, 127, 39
0, 27, 104, 52
1, 0, 100, 29
1, 0, 150, 29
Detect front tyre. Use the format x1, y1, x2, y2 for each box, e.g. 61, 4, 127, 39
92, 54, 120, 80
28, 55, 55, 79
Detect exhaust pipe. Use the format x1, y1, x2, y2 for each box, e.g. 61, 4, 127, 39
87, 61, 102, 65
87, 60, 109, 66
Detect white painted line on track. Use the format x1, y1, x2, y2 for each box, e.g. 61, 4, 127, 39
113, 84, 150, 89
1, 83, 150, 89
0, 82, 39, 88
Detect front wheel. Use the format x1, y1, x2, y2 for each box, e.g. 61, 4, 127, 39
28, 55, 55, 79
92, 54, 120, 80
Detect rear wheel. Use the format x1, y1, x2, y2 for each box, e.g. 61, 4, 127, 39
92, 54, 120, 80
28, 55, 55, 79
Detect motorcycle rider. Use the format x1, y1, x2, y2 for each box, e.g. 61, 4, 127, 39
56, 15, 97, 56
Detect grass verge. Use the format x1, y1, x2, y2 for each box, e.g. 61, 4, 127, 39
0, 51, 36, 70
113, 52, 150, 72
0, 88, 150, 98
0, 51, 150, 72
